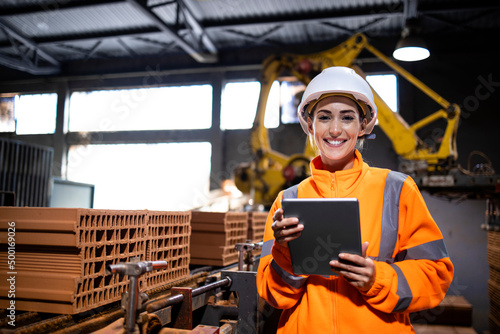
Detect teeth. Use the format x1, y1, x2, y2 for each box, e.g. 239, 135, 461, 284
327, 140, 344, 145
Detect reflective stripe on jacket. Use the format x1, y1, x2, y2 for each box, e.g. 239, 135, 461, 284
256, 150, 454, 334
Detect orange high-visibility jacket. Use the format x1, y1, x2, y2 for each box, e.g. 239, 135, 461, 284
257, 151, 454, 333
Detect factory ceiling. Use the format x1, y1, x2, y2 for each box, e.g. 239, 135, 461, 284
0, 0, 499, 81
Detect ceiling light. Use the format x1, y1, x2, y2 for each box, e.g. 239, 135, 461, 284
394, 0, 429, 62
393, 34, 430, 62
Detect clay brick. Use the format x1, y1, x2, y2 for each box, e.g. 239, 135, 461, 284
247, 211, 267, 243
144, 211, 191, 290
0, 207, 191, 314
190, 211, 248, 266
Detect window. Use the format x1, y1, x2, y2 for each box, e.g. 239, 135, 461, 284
0, 93, 57, 134
280, 81, 305, 124
366, 74, 398, 112
66, 142, 212, 210
220, 81, 279, 130
68, 85, 212, 132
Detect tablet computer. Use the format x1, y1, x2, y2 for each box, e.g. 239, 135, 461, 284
282, 198, 362, 276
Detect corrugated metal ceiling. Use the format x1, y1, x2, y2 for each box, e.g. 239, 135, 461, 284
0, 0, 498, 78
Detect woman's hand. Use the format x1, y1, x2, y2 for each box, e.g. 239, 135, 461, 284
329, 242, 375, 292
271, 208, 304, 247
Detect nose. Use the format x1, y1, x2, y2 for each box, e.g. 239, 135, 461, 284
329, 119, 342, 137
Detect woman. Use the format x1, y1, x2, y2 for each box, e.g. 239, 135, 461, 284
256, 66, 454, 333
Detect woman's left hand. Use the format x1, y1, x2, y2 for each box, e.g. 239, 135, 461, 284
329, 242, 375, 292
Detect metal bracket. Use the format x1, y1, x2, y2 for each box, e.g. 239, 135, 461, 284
482, 197, 500, 231
107, 258, 168, 334
235, 241, 263, 271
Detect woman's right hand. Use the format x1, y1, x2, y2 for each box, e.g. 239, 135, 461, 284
271, 208, 304, 247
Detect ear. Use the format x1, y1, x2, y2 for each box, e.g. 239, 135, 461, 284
307, 115, 314, 135
358, 117, 367, 137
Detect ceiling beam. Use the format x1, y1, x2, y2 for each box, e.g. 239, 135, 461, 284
125, 0, 217, 63
0, 19, 60, 75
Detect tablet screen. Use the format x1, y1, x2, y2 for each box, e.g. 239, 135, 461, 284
282, 198, 362, 276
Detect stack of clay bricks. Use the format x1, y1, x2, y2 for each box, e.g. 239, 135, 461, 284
247, 211, 268, 243
0, 207, 190, 314
190, 211, 248, 266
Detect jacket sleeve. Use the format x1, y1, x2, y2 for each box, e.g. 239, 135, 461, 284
256, 193, 308, 310
361, 177, 454, 313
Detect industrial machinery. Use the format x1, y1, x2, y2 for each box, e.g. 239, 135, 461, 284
233, 33, 500, 210
0, 244, 279, 334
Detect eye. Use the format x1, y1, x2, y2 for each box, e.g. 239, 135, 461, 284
316, 112, 331, 121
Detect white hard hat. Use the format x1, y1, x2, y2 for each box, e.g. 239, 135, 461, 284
297, 66, 377, 135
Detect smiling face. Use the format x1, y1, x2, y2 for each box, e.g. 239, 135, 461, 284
307, 95, 367, 172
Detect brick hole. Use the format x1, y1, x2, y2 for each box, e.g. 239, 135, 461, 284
95, 261, 104, 274
104, 274, 113, 287
117, 274, 126, 284
106, 229, 113, 242
76, 296, 82, 309
130, 228, 136, 239
96, 291, 102, 302
82, 294, 88, 308
120, 229, 128, 239
128, 243, 136, 254
94, 276, 103, 289
106, 244, 114, 257
96, 246, 104, 258
119, 243, 127, 255
84, 262, 90, 276
77, 282, 83, 294
95, 230, 104, 243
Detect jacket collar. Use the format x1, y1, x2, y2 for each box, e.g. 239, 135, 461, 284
309, 150, 367, 197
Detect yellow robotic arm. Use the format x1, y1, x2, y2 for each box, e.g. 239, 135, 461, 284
235, 33, 461, 207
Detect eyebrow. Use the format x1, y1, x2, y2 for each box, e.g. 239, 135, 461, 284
316, 109, 357, 114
